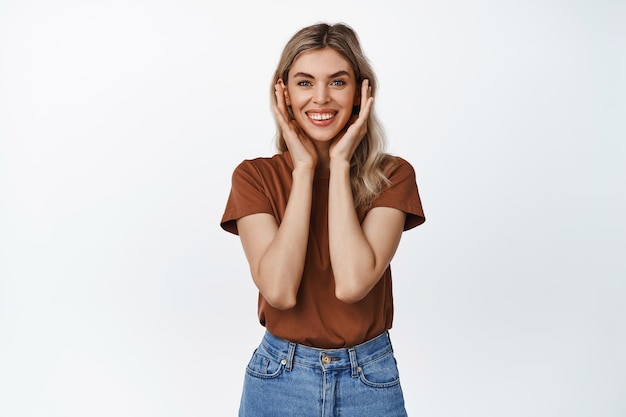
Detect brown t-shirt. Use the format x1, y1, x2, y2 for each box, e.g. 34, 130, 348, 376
220, 152, 425, 348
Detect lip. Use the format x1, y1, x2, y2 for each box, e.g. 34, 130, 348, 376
305, 109, 338, 127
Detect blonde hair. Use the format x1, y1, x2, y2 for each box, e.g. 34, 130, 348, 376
270, 22, 394, 210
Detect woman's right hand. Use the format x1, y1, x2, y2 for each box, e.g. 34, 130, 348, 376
273, 79, 318, 170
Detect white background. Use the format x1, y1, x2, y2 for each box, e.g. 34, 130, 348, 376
1, 0, 624, 416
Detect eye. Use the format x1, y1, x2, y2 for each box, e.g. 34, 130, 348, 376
330, 79, 346, 86
297, 80, 312, 87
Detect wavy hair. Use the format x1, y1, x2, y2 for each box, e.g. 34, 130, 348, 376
270, 22, 394, 210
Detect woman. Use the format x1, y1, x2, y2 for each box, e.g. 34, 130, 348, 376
221, 22, 425, 417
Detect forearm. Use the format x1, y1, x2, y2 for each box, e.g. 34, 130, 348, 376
328, 160, 380, 303
255, 167, 314, 308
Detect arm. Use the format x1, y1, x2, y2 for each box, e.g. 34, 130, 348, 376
236, 80, 318, 310
328, 160, 406, 303
236, 167, 314, 310
327, 79, 406, 303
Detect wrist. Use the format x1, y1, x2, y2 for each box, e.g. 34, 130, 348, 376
292, 166, 315, 181
329, 159, 351, 172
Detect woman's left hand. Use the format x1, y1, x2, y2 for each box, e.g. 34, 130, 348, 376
329, 79, 374, 163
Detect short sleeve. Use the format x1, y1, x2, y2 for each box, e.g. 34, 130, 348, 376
371, 157, 425, 231
220, 160, 274, 235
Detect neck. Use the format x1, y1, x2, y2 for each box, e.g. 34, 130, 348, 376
311, 139, 331, 169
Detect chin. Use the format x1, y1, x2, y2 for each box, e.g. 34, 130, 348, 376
302, 126, 345, 143
307, 133, 339, 143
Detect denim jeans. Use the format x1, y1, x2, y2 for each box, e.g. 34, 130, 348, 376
239, 330, 408, 417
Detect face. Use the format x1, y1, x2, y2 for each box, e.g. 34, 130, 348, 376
285, 47, 359, 143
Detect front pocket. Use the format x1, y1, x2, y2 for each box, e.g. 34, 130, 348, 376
358, 351, 401, 388
245, 347, 285, 379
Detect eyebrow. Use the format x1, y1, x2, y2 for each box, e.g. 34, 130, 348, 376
291, 70, 351, 79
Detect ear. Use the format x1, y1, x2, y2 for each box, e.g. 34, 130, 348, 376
278, 78, 291, 106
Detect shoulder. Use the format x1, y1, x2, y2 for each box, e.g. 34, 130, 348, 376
371, 155, 425, 229
383, 155, 417, 182
233, 152, 293, 177
222, 153, 292, 234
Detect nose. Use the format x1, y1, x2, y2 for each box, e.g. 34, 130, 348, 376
312, 84, 330, 104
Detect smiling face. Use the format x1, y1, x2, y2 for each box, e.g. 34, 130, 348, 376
285, 47, 359, 144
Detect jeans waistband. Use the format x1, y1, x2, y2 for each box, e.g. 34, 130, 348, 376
260, 331, 394, 376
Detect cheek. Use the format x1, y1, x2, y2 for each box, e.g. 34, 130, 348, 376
343, 93, 358, 114
341, 89, 358, 107
337, 111, 353, 128
287, 93, 306, 108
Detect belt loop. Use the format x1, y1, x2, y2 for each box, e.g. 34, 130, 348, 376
348, 348, 359, 378
285, 342, 296, 371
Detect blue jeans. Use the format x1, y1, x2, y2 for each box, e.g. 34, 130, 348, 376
239, 330, 408, 417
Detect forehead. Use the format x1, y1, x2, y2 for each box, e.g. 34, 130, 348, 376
289, 47, 355, 77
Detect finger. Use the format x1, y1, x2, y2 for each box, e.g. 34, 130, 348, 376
274, 80, 292, 122
272, 85, 291, 128
361, 79, 370, 104
272, 103, 290, 130
358, 79, 374, 118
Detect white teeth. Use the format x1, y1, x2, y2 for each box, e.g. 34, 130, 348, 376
308, 113, 334, 121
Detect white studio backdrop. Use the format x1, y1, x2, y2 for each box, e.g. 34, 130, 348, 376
0, 0, 624, 416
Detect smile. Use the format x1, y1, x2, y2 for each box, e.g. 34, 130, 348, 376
306, 112, 336, 121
